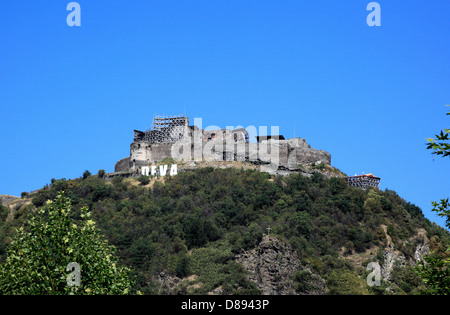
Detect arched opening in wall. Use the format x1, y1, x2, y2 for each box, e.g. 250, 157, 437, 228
234, 133, 238, 142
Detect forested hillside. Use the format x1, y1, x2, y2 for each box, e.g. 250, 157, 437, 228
1, 167, 449, 295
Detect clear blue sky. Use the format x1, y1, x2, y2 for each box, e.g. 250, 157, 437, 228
1, 1, 449, 229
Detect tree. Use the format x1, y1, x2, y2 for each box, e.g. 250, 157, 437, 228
426, 107, 450, 158
82, 170, 91, 180
138, 175, 150, 186
175, 256, 191, 278
415, 106, 450, 295
0, 192, 135, 295
415, 254, 450, 295
98, 169, 106, 179
425, 107, 450, 228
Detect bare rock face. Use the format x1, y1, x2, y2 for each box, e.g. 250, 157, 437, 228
0, 195, 18, 205
379, 226, 430, 281
235, 235, 326, 295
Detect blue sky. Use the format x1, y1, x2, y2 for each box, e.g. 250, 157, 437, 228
1, 1, 449, 229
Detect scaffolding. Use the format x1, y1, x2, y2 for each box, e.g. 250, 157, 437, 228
345, 174, 380, 190
134, 115, 189, 144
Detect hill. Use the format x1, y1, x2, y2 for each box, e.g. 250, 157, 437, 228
0, 166, 449, 295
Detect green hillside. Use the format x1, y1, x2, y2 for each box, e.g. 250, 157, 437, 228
1, 167, 449, 295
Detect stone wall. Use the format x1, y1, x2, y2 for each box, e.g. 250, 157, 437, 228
114, 157, 131, 172
116, 125, 332, 174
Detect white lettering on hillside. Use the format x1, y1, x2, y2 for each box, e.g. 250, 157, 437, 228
141, 165, 178, 177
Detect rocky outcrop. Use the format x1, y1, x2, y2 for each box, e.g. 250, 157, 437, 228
0, 195, 18, 205
379, 226, 430, 280
154, 271, 182, 295
235, 235, 326, 295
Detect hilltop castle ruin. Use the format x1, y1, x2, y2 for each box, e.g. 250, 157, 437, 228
114, 115, 332, 175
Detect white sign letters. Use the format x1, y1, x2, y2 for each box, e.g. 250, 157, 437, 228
141, 164, 178, 177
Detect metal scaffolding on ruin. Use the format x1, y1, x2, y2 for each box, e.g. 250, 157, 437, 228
135, 115, 189, 144
344, 174, 380, 190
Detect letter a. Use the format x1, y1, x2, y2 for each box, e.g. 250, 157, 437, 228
366, 262, 381, 287
159, 165, 168, 176
66, 262, 81, 287
170, 164, 178, 176
67, 2, 81, 27
366, 2, 381, 27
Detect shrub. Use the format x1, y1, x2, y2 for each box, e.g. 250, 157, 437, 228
97, 169, 106, 179
138, 175, 150, 186
0, 192, 135, 295
82, 170, 91, 180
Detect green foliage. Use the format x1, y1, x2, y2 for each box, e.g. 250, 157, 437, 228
432, 198, 450, 230
183, 215, 220, 248
294, 270, 315, 293
416, 107, 450, 295
82, 170, 91, 180
389, 265, 424, 295
189, 241, 259, 294
159, 157, 176, 165
348, 227, 372, 253
0, 204, 8, 222
326, 269, 370, 295
240, 223, 263, 250
294, 212, 311, 239
175, 255, 191, 278
97, 169, 106, 179
415, 252, 450, 295
0, 192, 135, 295
137, 175, 150, 186
1, 165, 449, 295
426, 106, 450, 158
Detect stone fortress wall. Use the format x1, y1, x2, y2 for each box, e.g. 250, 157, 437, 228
114, 115, 332, 175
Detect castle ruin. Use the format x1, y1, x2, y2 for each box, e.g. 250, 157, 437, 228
114, 115, 332, 175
